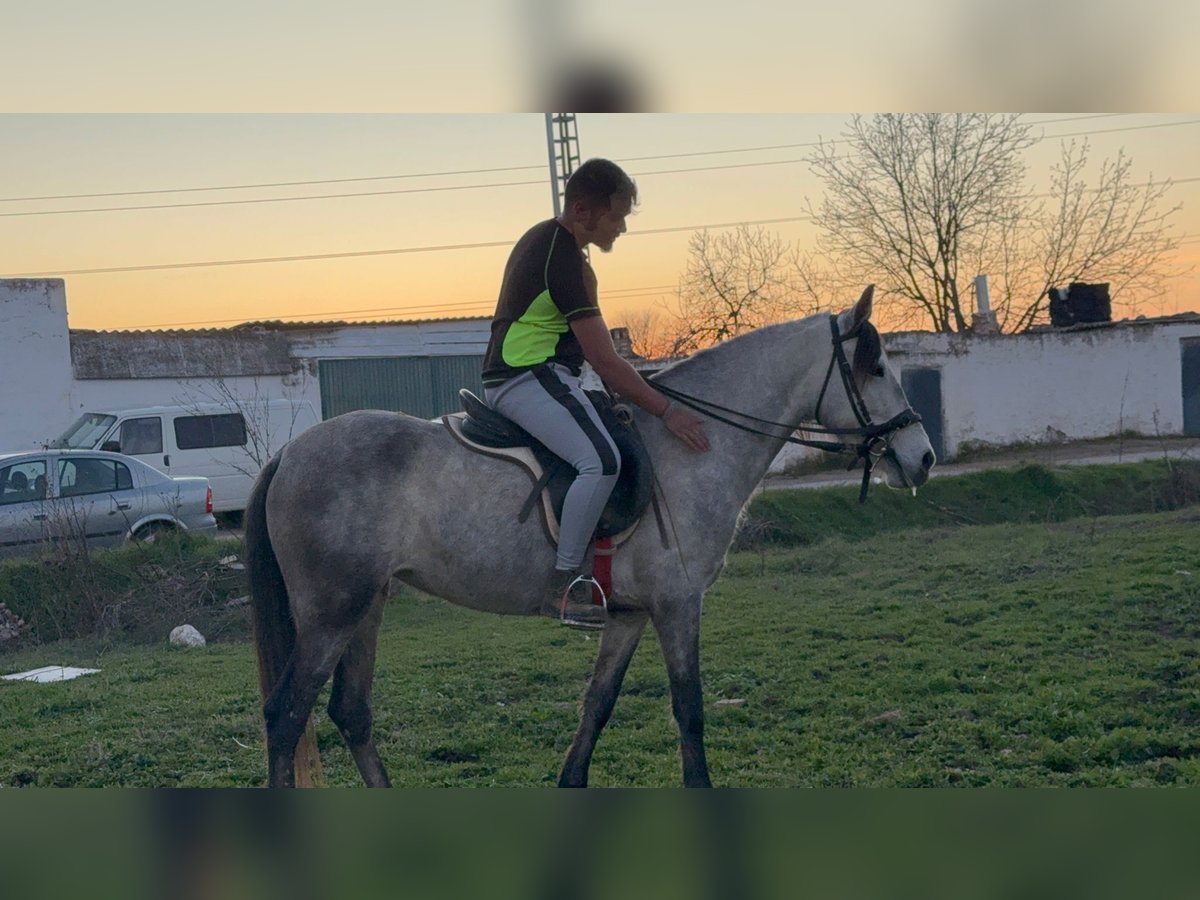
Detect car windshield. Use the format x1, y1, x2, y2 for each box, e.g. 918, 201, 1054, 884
51, 413, 117, 449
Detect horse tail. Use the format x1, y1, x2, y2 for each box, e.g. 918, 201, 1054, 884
245, 452, 324, 787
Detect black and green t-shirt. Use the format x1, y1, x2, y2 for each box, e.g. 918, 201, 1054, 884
481, 219, 601, 386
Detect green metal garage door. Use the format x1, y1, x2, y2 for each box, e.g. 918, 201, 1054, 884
318, 356, 485, 420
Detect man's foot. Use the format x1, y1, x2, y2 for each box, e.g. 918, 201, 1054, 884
555, 573, 607, 630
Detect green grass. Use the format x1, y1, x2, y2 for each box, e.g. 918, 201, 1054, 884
741, 459, 1200, 548
3, 500, 1198, 787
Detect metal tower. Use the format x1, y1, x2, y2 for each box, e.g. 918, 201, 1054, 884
544, 113, 581, 217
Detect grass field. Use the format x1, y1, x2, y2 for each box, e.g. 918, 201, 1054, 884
2, 461, 1198, 787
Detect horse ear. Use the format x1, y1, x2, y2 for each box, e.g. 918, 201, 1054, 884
853, 285, 875, 325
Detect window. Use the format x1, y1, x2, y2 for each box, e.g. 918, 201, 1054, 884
0, 460, 48, 505
174, 413, 247, 450
52, 413, 116, 449
58, 458, 132, 497
119, 417, 163, 455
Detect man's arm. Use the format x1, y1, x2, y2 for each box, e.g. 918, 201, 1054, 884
570, 315, 710, 453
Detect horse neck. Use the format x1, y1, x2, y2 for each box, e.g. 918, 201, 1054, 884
652, 315, 833, 503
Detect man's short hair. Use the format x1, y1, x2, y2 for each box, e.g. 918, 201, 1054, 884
563, 158, 638, 211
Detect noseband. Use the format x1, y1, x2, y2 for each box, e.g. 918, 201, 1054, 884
651, 315, 922, 503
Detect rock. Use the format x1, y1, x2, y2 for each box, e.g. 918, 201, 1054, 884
713, 698, 747, 707
225, 595, 250, 608
0, 603, 28, 644
169, 624, 206, 648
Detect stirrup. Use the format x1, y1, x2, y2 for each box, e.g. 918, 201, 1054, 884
559, 574, 607, 629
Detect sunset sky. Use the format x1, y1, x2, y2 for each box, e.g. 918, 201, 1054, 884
2, 113, 1197, 333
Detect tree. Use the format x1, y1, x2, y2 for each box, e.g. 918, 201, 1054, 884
1005, 141, 1182, 331
668, 224, 823, 353
807, 114, 1182, 333
611, 306, 690, 360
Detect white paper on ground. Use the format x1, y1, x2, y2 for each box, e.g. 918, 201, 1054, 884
3, 665, 101, 683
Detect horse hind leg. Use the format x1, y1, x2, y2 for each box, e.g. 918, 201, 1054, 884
263, 627, 352, 788
327, 592, 392, 787
558, 611, 648, 788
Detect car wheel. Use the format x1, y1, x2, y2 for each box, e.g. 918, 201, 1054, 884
134, 522, 174, 543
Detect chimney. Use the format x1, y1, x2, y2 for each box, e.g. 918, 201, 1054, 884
609, 326, 635, 358
972, 274, 1000, 334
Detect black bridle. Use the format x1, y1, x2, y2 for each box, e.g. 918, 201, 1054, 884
650, 314, 922, 503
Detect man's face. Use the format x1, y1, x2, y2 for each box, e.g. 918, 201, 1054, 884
582, 194, 632, 253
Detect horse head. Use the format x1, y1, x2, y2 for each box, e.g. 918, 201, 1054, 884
820, 285, 936, 490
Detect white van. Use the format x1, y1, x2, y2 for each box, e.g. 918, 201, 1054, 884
52, 400, 319, 512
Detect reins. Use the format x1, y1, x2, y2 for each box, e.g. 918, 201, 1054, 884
649, 314, 922, 503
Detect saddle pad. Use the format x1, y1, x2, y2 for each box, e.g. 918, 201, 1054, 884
442, 412, 643, 548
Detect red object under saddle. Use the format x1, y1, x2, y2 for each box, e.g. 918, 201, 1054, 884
592, 537, 614, 605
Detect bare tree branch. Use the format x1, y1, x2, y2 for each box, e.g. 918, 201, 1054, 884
806, 114, 1182, 333
667, 224, 827, 353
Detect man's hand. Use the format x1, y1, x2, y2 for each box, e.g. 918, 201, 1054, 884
569, 314, 709, 452
663, 404, 710, 452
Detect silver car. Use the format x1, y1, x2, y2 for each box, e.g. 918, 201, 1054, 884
0, 449, 217, 559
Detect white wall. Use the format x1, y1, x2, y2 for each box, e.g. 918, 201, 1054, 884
0, 280, 76, 449
888, 319, 1200, 458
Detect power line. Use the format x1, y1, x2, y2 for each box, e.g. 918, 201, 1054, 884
0, 159, 831, 219
13, 188, 1200, 279
0, 164, 547, 203
1044, 119, 1200, 140
0, 178, 549, 218
8, 116, 1193, 219
0, 114, 1132, 204
2, 216, 815, 277
7, 239, 515, 276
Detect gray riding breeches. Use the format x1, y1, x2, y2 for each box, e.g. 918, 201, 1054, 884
484, 363, 621, 572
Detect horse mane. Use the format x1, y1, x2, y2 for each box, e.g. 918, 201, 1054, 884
652, 311, 883, 387
650, 314, 823, 384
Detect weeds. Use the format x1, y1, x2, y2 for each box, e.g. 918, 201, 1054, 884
0, 533, 245, 647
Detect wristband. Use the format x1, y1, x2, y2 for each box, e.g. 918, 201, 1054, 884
659, 399, 674, 418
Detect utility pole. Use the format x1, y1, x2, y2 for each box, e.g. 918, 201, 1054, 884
544, 113, 580, 218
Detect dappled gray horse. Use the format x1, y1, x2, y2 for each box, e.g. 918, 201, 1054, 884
246, 287, 936, 787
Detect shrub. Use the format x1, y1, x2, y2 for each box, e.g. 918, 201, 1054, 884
0, 533, 248, 648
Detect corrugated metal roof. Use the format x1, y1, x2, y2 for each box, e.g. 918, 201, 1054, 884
72, 314, 492, 337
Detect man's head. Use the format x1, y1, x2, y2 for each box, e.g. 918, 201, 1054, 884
562, 158, 637, 253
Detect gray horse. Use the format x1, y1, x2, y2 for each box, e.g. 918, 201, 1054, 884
246, 286, 935, 787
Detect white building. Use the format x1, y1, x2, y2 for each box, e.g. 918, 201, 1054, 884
4, 278, 1199, 463
886, 316, 1200, 459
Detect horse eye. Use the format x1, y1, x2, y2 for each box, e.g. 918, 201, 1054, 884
872, 365, 885, 378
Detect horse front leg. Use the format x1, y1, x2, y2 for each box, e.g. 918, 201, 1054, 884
558, 611, 648, 788
653, 597, 712, 788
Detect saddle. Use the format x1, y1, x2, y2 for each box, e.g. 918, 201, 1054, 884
442, 388, 660, 547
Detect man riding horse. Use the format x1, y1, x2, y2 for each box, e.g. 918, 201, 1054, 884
481, 158, 710, 628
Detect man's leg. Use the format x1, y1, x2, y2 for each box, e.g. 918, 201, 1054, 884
487, 365, 621, 572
